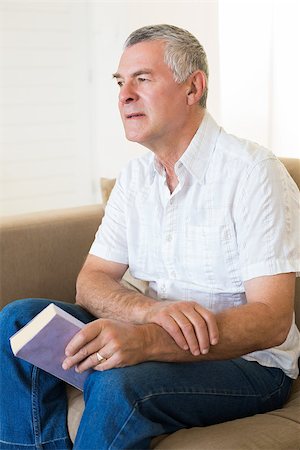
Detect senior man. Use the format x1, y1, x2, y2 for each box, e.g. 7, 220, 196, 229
1, 24, 299, 450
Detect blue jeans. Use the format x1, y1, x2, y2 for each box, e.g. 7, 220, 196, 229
0, 299, 293, 450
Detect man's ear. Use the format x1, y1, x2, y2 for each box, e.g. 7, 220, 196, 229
186, 70, 206, 106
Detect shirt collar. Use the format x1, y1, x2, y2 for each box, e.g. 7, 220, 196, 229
178, 111, 221, 183
150, 111, 221, 184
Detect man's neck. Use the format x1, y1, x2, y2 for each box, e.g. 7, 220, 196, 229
155, 109, 205, 193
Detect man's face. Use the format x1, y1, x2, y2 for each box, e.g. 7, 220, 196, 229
114, 40, 191, 151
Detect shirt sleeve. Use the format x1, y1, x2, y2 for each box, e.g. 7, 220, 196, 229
89, 169, 129, 264
235, 158, 300, 281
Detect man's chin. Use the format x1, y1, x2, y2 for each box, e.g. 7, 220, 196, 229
124, 131, 144, 144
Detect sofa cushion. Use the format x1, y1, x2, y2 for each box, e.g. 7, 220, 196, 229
0, 205, 104, 308
67, 385, 85, 443
154, 414, 299, 450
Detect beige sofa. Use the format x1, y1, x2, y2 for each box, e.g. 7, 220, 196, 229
1, 158, 299, 449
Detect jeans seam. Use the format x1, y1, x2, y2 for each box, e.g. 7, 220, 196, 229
0, 442, 35, 448
261, 373, 291, 402
30, 368, 72, 448
31, 366, 42, 448
0, 437, 70, 447
108, 407, 136, 450
137, 390, 260, 400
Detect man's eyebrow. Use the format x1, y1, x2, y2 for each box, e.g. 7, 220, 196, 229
112, 69, 153, 79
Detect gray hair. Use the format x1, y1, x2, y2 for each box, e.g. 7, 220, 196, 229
124, 24, 209, 108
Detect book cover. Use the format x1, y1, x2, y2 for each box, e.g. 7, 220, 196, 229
10, 303, 93, 391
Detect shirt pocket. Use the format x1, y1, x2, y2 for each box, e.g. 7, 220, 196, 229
184, 223, 242, 290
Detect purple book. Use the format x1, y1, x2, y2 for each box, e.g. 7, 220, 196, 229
10, 303, 93, 391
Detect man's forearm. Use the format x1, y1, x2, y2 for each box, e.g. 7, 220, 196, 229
76, 269, 156, 323
76, 268, 294, 360
143, 302, 291, 363
75, 268, 220, 354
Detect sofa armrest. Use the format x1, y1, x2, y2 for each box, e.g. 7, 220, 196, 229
0, 204, 104, 309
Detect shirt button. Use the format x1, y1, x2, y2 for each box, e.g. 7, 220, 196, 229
166, 234, 172, 242
171, 271, 176, 278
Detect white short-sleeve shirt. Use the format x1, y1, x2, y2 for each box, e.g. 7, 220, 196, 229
90, 112, 300, 379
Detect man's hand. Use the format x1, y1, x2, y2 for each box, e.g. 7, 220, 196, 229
143, 301, 219, 356
62, 319, 148, 373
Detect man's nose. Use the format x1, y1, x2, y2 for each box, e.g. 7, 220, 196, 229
119, 84, 138, 104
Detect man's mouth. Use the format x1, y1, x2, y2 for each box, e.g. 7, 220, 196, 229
126, 113, 145, 119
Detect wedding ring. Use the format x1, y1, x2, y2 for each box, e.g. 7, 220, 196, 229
96, 352, 106, 363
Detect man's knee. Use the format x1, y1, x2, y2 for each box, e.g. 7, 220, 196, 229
85, 363, 162, 403
87, 365, 136, 390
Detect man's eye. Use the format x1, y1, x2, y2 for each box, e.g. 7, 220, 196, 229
138, 77, 148, 82
117, 81, 124, 87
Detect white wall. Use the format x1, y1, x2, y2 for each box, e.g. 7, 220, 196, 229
0, 1, 93, 215
219, 0, 300, 157
270, 0, 300, 156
